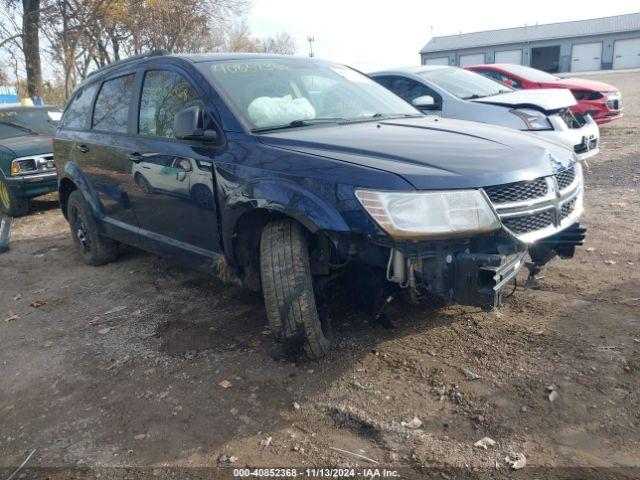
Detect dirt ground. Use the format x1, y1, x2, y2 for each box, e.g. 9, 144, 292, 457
1, 71, 639, 479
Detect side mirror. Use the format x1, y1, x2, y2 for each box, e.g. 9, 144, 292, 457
174, 106, 218, 142
412, 95, 437, 110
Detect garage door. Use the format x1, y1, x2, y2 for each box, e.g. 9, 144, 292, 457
425, 56, 449, 66
613, 38, 640, 69
571, 42, 602, 72
459, 53, 485, 67
495, 49, 522, 65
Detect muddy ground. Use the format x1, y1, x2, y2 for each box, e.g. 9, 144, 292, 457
1, 71, 639, 479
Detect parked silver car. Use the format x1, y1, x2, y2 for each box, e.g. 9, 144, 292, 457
370, 66, 600, 160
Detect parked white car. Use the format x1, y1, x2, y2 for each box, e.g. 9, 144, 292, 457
132, 155, 215, 210
370, 66, 600, 160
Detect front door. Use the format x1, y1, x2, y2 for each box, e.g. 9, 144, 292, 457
126, 68, 221, 258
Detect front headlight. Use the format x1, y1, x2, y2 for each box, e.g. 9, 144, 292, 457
10, 159, 36, 175
510, 108, 552, 131
355, 189, 501, 239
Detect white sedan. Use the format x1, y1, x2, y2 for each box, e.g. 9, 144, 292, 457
370, 66, 600, 160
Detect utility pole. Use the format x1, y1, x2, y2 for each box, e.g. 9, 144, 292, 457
307, 36, 315, 58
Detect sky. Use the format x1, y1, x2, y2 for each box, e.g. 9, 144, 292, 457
247, 0, 638, 72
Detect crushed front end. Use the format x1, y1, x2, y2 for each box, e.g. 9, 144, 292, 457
351, 162, 586, 309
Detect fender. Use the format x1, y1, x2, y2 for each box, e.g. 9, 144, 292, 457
221, 177, 351, 258
60, 161, 107, 226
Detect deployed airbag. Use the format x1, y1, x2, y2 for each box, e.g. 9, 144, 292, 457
248, 95, 315, 127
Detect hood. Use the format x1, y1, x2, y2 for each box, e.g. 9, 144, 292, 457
0, 134, 53, 158
543, 77, 618, 93
257, 117, 576, 190
471, 88, 576, 112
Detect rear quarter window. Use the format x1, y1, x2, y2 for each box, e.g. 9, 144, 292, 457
61, 83, 99, 130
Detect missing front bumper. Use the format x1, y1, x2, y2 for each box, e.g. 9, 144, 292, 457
380, 224, 586, 309
453, 250, 527, 308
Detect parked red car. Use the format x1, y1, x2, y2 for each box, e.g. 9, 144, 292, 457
467, 64, 623, 125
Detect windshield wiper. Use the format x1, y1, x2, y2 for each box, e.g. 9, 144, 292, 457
462, 94, 486, 100
340, 113, 423, 123
0, 120, 39, 135
251, 118, 343, 133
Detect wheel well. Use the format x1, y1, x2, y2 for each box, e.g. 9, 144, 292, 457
233, 209, 314, 291
58, 178, 77, 219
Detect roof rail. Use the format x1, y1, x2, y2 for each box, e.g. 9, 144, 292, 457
86, 49, 169, 78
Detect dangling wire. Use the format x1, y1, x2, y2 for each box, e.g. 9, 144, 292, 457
503, 277, 518, 299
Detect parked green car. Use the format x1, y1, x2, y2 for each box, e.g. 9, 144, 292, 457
0, 105, 61, 216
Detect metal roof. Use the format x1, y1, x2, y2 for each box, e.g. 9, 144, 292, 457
421, 12, 640, 54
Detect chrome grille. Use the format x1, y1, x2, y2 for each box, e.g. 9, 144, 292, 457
556, 166, 576, 190
483, 163, 584, 243
11, 153, 55, 175
502, 209, 554, 235
561, 198, 576, 219
606, 99, 620, 110
484, 177, 548, 205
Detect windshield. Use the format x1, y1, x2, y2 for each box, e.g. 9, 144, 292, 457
0, 107, 61, 135
500, 65, 559, 82
418, 67, 512, 99
200, 59, 420, 130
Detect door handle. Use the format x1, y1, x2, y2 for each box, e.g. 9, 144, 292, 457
127, 152, 144, 163
76, 144, 89, 154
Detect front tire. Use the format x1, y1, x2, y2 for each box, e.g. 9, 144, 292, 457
134, 173, 153, 194
67, 190, 118, 266
0, 176, 29, 217
260, 219, 332, 360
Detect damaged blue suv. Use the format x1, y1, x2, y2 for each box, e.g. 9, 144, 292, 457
54, 52, 585, 359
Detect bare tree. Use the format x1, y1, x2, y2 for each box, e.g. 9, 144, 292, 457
0, 1, 26, 93
260, 31, 295, 55
22, 0, 43, 97
219, 19, 260, 52
217, 20, 297, 55
3, 0, 295, 103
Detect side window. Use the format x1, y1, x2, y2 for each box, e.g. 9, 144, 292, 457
61, 83, 98, 130
483, 70, 521, 89
92, 74, 135, 133
371, 76, 393, 90
138, 70, 203, 138
503, 74, 522, 89
389, 77, 431, 104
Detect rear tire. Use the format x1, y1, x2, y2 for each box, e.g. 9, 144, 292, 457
67, 190, 118, 266
260, 219, 332, 360
0, 176, 29, 217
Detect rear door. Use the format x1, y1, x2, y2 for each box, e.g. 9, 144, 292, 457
70, 73, 141, 244
55, 82, 99, 180
127, 67, 221, 257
